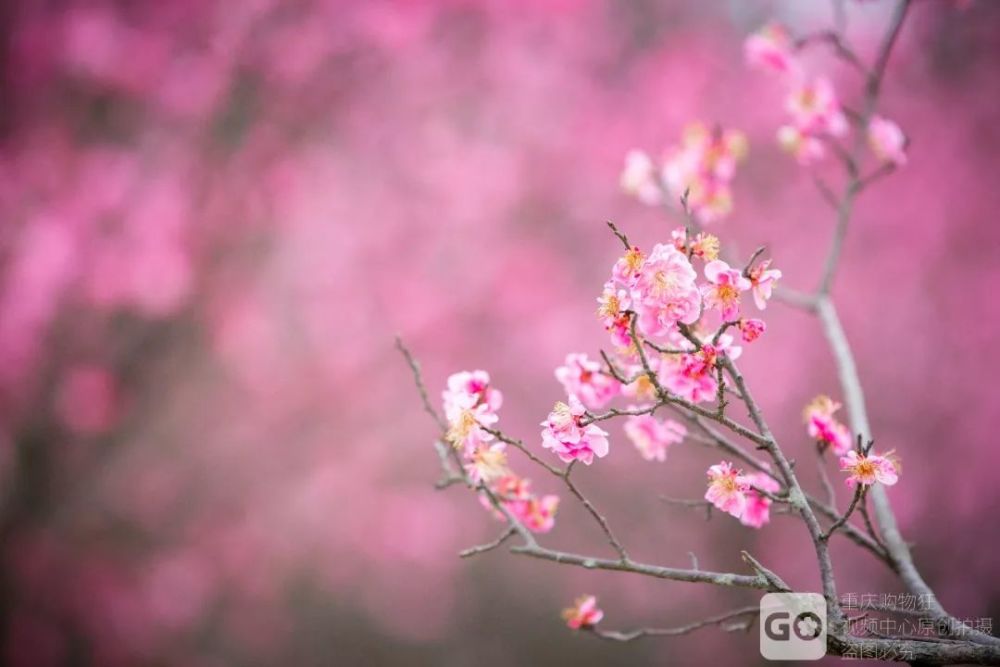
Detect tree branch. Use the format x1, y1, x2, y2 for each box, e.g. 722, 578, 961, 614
587, 606, 759, 642
509, 544, 772, 590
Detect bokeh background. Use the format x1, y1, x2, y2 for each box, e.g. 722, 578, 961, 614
1, 0, 999, 665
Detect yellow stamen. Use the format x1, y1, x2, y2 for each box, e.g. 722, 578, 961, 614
446, 409, 478, 448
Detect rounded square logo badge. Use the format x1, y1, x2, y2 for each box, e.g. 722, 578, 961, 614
760, 592, 827, 660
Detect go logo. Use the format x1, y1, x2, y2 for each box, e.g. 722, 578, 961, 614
759, 593, 827, 660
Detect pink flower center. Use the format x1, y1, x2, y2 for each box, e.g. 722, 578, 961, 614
447, 410, 477, 446
715, 283, 739, 305
853, 458, 876, 480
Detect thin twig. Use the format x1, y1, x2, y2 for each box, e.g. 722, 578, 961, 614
816, 447, 837, 508
794, 30, 868, 76
395, 336, 447, 432
510, 543, 771, 590
460, 526, 517, 558
821, 485, 865, 541
587, 606, 760, 642
606, 220, 631, 250
563, 461, 629, 562
481, 426, 566, 477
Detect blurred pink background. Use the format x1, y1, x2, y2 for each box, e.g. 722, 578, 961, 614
1, 1, 998, 665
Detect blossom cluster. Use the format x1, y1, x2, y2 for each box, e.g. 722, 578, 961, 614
443, 370, 560, 533
623, 414, 686, 463
596, 233, 778, 405
482, 474, 561, 533
541, 397, 611, 466
620, 122, 748, 223
744, 22, 907, 167
704, 461, 781, 528
803, 394, 853, 455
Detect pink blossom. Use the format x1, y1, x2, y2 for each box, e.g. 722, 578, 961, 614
562, 595, 604, 629
785, 77, 848, 137
443, 370, 503, 415
738, 318, 766, 343
621, 361, 660, 405
518, 494, 560, 533
777, 125, 827, 165
689, 233, 720, 261
596, 281, 633, 348
701, 260, 751, 322
623, 413, 686, 462
464, 443, 509, 484
661, 123, 748, 223
632, 243, 702, 337
705, 461, 751, 518
803, 395, 852, 455
670, 227, 688, 252
611, 246, 645, 289
619, 150, 662, 205
492, 474, 532, 503
867, 116, 907, 166
662, 344, 718, 404
747, 259, 782, 310
442, 370, 502, 455
741, 472, 781, 528
709, 331, 743, 362
481, 475, 560, 533
666, 226, 722, 259
540, 396, 610, 465
555, 353, 621, 410
744, 22, 799, 76
480, 474, 531, 519
840, 450, 899, 488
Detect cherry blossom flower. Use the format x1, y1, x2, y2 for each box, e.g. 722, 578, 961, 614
867, 115, 907, 166
596, 281, 633, 348
777, 125, 827, 165
705, 329, 743, 361
442, 370, 503, 454
662, 344, 719, 404
465, 443, 509, 484
803, 395, 851, 456
612, 246, 645, 289
738, 318, 766, 343
701, 260, 751, 322
705, 461, 752, 518
555, 353, 621, 410
670, 227, 688, 252
492, 474, 531, 503
747, 259, 782, 310
621, 361, 660, 404
562, 595, 604, 630
540, 396, 610, 465
623, 413, 686, 462
744, 22, 799, 77
480, 475, 560, 533
803, 395, 852, 455
689, 233, 720, 261
620, 150, 662, 205
741, 472, 781, 529
661, 123, 748, 223
840, 450, 899, 488
443, 370, 503, 416
785, 77, 848, 137
518, 494, 560, 533
444, 404, 497, 454
632, 243, 702, 337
